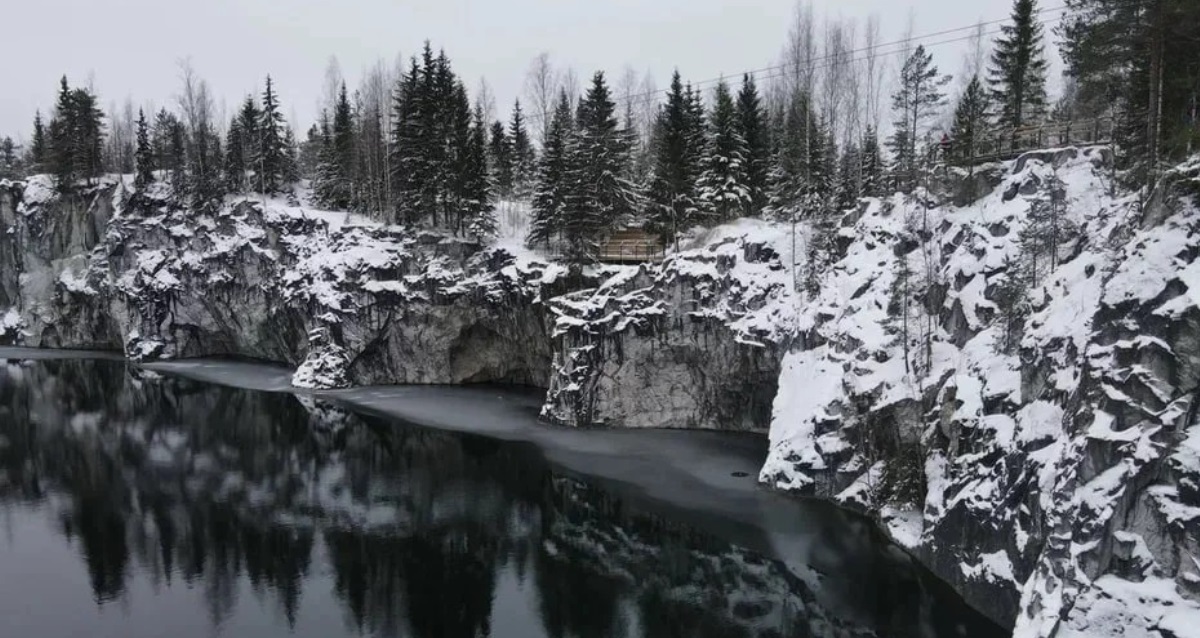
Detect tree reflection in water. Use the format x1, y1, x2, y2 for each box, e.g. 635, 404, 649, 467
0, 358, 1002, 638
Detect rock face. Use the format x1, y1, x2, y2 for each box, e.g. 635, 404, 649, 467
541, 222, 794, 430
0, 177, 785, 431
7, 150, 1198, 634
760, 148, 1200, 635
0, 177, 566, 388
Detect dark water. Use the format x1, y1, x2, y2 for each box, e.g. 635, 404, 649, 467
0, 356, 1003, 638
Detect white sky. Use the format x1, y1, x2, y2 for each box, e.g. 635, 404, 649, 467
0, 0, 1030, 141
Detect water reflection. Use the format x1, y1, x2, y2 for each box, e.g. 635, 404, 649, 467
0, 358, 998, 637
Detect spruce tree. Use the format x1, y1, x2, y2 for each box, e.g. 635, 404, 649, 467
326, 83, 357, 208
488, 120, 513, 197
736, 74, 769, 216
464, 106, 496, 238
949, 75, 991, 164
134, 108, 154, 187
767, 89, 813, 220
236, 96, 261, 186
30, 112, 47, 174
0, 138, 20, 180
697, 80, 750, 222
282, 126, 300, 186
391, 57, 426, 225
509, 100, 535, 197
836, 144, 862, 210
223, 116, 246, 191
49, 77, 77, 188
257, 76, 287, 193
71, 87, 106, 182
888, 45, 950, 192
1059, 0, 1200, 173
562, 72, 638, 260
861, 125, 883, 196
989, 0, 1048, 131
528, 91, 574, 247
648, 71, 705, 241
310, 112, 335, 206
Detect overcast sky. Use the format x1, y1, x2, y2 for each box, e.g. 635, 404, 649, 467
1, 0, 1029, 141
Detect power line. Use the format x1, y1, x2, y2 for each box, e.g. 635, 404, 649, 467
521, 6, 1073, 124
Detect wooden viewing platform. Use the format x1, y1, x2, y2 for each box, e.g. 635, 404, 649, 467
597, 228, 665, 264
955, 115, 1117, 165
543, 228, 665, 264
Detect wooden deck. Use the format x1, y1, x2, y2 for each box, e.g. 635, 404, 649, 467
597, 229, 665, 263
955, 116, 1116, 165
543, 228, 665, 264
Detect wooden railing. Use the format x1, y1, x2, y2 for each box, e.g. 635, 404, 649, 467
952, 116, 1117, 165
542, 237, 666, 264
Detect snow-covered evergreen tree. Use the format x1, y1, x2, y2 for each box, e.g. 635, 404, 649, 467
322, 83, 357, 209
949, 75, 991, 164
464, 106, 496, 238
528, 91, 574, 248
561, 72, 639, 260
30, 112, 47, 174
488, 119, 513, 197
134, 109, 154, 187
257, 76, 288, 193
736, 74, 769, 216
697, 80, 750, 222
508, 100, 535, 198
860, 125, 883, 196
648, 71, 705, 242
766, 89, 814, 221
0, 138, 22, 180
989, 0, 1048, 130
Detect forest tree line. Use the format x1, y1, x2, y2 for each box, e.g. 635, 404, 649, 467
0, 0, 1195, 257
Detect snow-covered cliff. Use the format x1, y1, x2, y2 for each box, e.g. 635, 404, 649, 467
760, 148, 1200, 635
3, 148, 1198, 635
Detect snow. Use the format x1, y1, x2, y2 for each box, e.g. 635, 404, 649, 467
961, 550, 1017, 585
760, 148, 1200, 635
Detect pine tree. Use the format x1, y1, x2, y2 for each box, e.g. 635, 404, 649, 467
509, 100, 535, 197
562, 72, 638, 260
697, 80, 750, 222
888, 45, 950, 192
30, 112, 47, 174
648, 71, 705, 242
528, 91, 574, 247
989, 0, 1048, 131
134, 108, 154, 187
257, 76, 288, 193
736, 74, 770, 216
949, 75, 991, 164
488, 120, 513, 197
